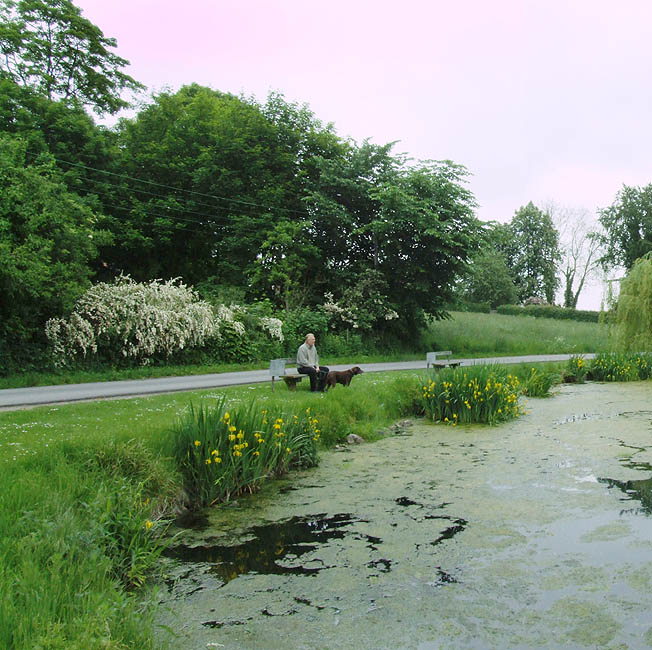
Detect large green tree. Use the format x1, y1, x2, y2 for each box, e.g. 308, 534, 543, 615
509, 202, 561, 303
248, 220, 321, 311
461, 221, 518, 308
462, 249, 518, 308
307, 141, 481, 331
598, 184, 652, 271
612, 252, 652, 352
0, 0, 144, 114
105, 85, 343, 288
0, 134, 108, 366
0, 76, 119, 187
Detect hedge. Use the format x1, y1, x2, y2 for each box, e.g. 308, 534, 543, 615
495, 304, 601, 323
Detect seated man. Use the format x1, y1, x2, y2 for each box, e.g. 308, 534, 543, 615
296, 333, 329, 392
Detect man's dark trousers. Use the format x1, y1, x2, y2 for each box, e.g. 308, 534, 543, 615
297, 366, 330, 391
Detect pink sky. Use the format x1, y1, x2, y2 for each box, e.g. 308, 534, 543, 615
76, 0, 652, 308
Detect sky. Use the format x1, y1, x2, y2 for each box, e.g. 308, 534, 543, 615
75, 0, 652, 308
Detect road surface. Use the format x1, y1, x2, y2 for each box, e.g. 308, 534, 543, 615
0, 354, 592, 409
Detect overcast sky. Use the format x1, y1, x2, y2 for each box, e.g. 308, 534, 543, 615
75, 0, 652, 308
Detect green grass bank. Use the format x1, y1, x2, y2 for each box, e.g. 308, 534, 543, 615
0, 311, 609, 390
425, 310, 609, 356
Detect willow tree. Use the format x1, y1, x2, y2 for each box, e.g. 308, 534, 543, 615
613, 253, 652, 351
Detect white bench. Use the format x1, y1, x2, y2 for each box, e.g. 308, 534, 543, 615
269, 358, 304, 391
426, 351, 461, 370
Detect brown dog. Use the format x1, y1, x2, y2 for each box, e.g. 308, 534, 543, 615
325, 366, 363, 390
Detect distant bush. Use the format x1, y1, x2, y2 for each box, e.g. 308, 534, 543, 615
496, 304, 600, 323
281, 308, 329, 353
322, 331, 365, 356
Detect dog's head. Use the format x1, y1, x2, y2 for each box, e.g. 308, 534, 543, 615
351, 366, 363, 375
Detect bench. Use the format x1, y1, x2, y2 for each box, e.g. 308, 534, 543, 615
269, 358, 304, 391
426, 351, 461, 370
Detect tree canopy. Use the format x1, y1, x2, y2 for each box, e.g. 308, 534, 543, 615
460, 221, 518, 308
509, 202, 561, 303
0, 133, 108, 354
0, 0, 491, 368
612, 253, 652, 352
306, 142, 481, 330
598, 184, 652, 271
0, 0, 144, 114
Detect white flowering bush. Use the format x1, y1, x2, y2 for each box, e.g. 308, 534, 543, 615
46, 276, 218, 366
321, 270, 399, 333
215, 304, 246, 337
260, 317, 284, 342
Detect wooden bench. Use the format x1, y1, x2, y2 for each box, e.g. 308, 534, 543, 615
269, 358, 304, 391
426, 351, 461, 370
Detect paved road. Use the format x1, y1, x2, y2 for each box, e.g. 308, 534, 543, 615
0, 354, 593, 410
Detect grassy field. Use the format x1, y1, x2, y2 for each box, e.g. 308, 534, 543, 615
425, 311, 609, 356
0, 311, 609, 389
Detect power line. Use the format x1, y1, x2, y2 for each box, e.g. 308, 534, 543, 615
22, 149, 313, 235
71, 177, 277, 232
93, 202, 271, 237
26, 150, 314, 218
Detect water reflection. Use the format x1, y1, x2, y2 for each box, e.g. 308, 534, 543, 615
599, 476, 652, 515
164, 513, 376, 584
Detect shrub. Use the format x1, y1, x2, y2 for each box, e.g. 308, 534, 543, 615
281, 308, 329, 354
46, 275, 218, 366
419, 364, 523, 425
321, 270, 399, 333
322, 331, 365, 356
45, 277, 290, 367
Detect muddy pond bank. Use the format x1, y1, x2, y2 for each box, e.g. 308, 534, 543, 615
158, 382, 652, 649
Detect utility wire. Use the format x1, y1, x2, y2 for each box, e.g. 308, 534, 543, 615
71, 177, 278, 232
22, 150, 314, 235
25, 150, 314, 218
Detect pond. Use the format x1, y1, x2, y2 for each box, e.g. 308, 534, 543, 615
158, 381, 652, 649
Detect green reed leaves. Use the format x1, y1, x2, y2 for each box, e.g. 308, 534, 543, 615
419, 364, 525, 426
171, 397, 320, 507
